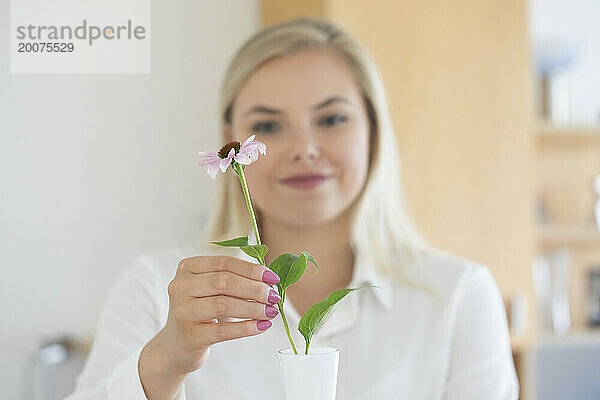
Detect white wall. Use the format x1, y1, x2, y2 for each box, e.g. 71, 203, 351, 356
0, 1, 259, 398
531, 0, 600, 124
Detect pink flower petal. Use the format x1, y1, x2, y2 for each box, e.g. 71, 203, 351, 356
237, 145, 256, 156
234, 154, 252, 165
252, 141, 266, 155
197, 159, 215, 167
197, 151, 221, 166
219, 157, 232, 172
241, 134, 256, 147
197, 135, 266, 178
235, 148, 259, 165
207, 163, 220, 179
236, 135, 266, 166
198, 151, 219, 157
219, 148, 235, 172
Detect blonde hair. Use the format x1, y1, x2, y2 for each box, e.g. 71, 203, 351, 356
197, 17, 435, 288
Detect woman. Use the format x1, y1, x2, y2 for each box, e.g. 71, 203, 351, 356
67, 17, 518, 399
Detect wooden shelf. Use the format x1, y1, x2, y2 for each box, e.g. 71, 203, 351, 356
513, 329, 600, 351
537, 123, 600, 143
536, 329, 600, 346
538, 224, 600, 246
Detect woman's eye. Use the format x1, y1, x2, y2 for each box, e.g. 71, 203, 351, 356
252, 121, 280, 133
318, 114, 348, 127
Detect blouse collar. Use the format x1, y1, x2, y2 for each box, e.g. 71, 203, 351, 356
350, 252, 394, 310
242, 228, 394, 311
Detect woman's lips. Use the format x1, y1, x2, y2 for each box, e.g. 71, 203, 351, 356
280, 175, 330, 189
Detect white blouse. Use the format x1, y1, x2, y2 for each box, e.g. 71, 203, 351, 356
65, 242, 519, 400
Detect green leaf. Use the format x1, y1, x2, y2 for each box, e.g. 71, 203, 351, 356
285, 253, 307, 289
268, 253, 297, 290
301, 251, 319, 273
240, 244, 269, 265
210, 236, 249, 247
285, 252, 318, 289
298, 285, 378, 354
268, 252, 319, 291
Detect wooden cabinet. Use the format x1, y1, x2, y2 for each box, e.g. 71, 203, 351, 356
263, 0, 536, 348
537, 123, 600, 331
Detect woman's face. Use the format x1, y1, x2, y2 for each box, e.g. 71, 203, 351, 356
226, 49, 370, 228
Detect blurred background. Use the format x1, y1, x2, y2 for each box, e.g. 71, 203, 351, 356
1, 0, 599, 399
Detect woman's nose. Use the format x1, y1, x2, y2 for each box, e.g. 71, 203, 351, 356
290, 136, 320, 162
288, 122, 321, 162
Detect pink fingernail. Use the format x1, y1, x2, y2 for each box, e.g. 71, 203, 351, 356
257, 320, 272, 331
265, 304, 279, 318
268, 289, 281, 304
262, 269, 280, 285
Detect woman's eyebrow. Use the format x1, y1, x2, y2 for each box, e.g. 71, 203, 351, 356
243, 96, 350, 117
312, 96, 350, 110
243, 105, 283, 117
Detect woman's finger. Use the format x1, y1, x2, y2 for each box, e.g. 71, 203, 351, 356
191, 318, 273, 347
183, 271, 281, 305
178, 255, 280, 285
180, 295, 279, 322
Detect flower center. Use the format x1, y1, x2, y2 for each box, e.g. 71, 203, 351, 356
218, 141, 241, 158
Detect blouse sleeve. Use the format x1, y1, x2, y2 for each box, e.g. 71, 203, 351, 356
443, 264, 519, 400
62, 255, 185, 400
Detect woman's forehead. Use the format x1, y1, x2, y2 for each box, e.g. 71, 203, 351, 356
234, 50, 362, 114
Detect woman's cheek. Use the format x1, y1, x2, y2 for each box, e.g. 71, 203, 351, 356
341, 145, 369, 192
340, 140, 366, 172
247, 162, 271, 192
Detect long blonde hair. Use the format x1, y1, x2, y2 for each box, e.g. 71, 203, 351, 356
197, 17, 434, 287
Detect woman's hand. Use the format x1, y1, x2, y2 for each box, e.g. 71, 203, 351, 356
139, 255, 281, 399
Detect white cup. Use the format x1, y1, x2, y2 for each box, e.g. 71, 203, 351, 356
277, 346, 339, 400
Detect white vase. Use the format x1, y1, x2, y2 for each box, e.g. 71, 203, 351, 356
277, 346, 339, 400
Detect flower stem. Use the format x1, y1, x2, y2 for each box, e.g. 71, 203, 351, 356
234, 162, 298, 354
234, 163, 261, 247
278, 301, 298, 355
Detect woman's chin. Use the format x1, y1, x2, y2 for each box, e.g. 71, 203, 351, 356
276, 209, 341, 228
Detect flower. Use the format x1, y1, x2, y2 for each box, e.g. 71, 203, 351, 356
197, 134, 266, 179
